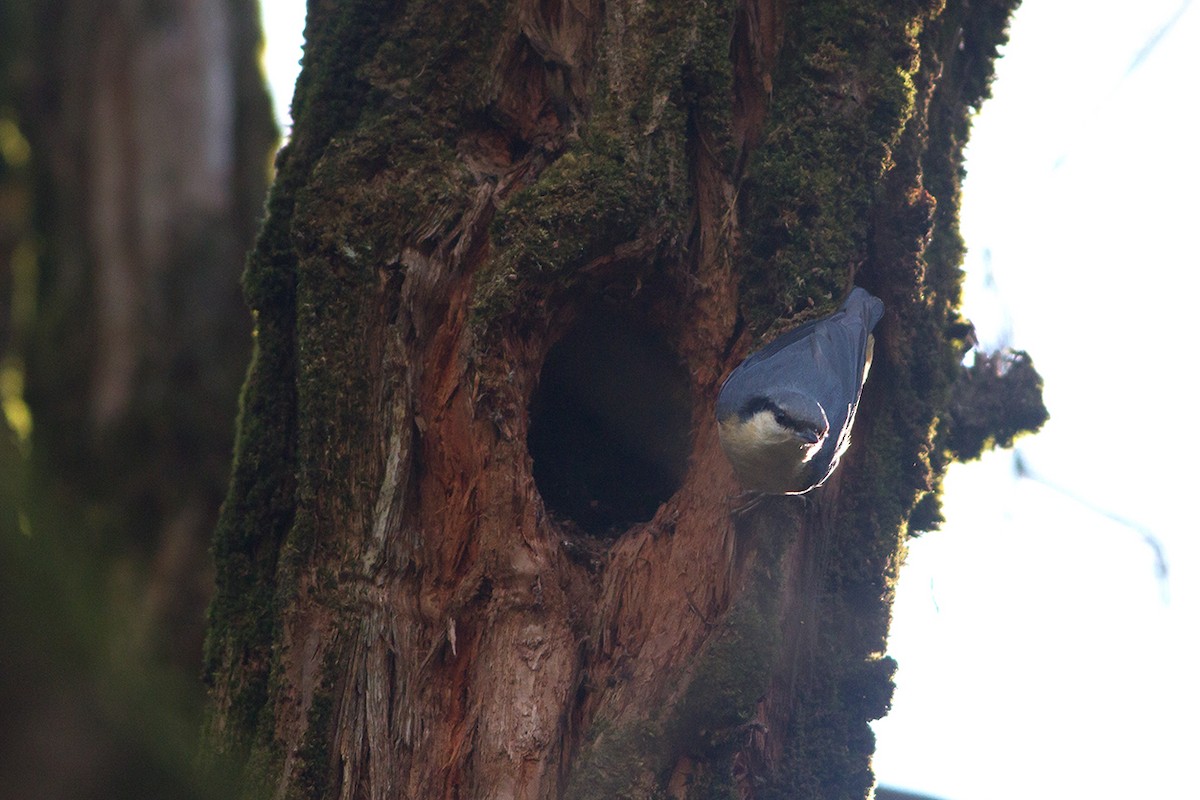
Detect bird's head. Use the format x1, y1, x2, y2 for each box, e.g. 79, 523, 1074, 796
716, 392, 829, 493
738, 395, 828, 450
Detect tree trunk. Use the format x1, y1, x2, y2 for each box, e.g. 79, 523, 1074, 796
205, 1, 1020, 798
14, 0, 275, 669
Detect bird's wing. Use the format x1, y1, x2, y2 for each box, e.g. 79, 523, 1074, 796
743, 317, 862, 399
732, 288, 881, 377
734, 313, 838, 372
718, 289, 882, 425
810, 319, 876, 483
759, 308, 874, 486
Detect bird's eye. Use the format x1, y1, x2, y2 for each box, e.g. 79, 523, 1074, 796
773, 411, 789, 427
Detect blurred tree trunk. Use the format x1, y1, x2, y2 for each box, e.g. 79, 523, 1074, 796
11, 0, 276, 671
205, 1, 1027, 798
1, 0, 276, 796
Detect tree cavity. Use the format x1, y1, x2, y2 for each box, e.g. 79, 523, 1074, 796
528, 308, 693, 536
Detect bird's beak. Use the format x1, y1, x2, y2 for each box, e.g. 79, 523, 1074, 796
795, 428, 821, 445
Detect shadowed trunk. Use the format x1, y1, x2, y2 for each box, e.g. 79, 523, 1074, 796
205, 1, 1027, 798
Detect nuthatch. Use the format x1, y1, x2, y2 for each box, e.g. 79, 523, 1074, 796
716, 287, 884, 494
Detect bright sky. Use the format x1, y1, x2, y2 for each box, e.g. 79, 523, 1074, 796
873, 2, 1200, 798
259, 4, 1200, 798
260, 0, 305, 137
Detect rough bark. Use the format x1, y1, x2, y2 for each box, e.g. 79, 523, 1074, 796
205, 1, 1025, 798
14, 0, 276, 668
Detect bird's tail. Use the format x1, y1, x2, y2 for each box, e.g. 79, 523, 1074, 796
843, 286, 884, 331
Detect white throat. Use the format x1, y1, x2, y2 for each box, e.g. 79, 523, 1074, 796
718, 410, 826, 493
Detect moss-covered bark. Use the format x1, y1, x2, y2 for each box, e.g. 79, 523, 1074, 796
204, 1, 1037, 798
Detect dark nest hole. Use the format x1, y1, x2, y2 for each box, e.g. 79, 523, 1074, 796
528, 308, 694, 536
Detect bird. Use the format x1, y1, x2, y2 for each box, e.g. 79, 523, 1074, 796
716, 287, 884, 494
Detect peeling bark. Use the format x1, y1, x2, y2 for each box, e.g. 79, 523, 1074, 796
205, 1, 1026, 798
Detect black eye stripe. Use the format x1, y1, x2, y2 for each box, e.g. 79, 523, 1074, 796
773, 411, 813, 434
741, 396, 777, 418
741, 397, 823, 437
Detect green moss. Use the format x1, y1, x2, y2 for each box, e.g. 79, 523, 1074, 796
289, 647, 340, 800
470, 0, 735, 337
635, 0, 737, 160
286, 0, 505, 485
739, 0, 939, 331
203, 0, 375, 758
286, 0, 392, 156
474, 130, 664, 323
204, 213, 299, 758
